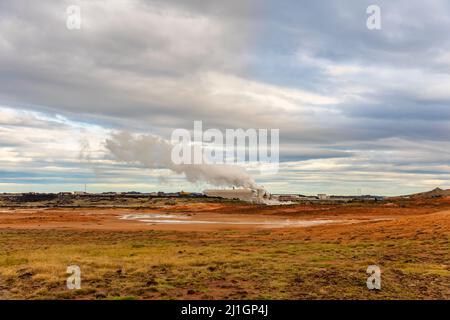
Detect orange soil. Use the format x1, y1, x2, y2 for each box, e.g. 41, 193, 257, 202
0, 199, 449, 232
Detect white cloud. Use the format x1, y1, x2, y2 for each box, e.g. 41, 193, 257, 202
0, 0, 449, 193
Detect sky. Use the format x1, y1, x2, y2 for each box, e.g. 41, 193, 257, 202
0, 0, 449, 196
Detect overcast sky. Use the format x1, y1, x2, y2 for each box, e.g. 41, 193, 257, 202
1, 0, 449, 195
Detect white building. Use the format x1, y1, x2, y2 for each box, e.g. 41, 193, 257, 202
203, 188, 269, 204
317, 194, 329, 200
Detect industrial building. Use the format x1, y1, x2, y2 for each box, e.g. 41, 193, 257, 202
203, 188, 270, 204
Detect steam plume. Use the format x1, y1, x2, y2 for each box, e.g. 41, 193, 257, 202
105, 132, 258, 189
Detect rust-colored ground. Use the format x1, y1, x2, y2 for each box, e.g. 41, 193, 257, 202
0, 198, 449, 299
0, 199, 446, 231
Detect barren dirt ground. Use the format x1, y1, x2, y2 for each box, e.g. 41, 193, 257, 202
0, 199, 449, 299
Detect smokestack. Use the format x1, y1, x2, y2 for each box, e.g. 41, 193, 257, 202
105, 131, 260, 189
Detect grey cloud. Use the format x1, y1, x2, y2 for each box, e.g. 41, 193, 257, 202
1, 0, 449, 193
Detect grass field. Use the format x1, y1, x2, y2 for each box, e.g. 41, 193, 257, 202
0, 199, 448, 299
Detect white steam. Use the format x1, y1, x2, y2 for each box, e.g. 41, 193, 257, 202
105, 131, 258, 189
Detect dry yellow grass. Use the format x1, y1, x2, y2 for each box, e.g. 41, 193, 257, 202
0, 200, 449, 299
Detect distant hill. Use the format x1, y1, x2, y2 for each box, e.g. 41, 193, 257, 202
401, 187, 450, 199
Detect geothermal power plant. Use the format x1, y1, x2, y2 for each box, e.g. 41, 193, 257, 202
203, 187, 271, 204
